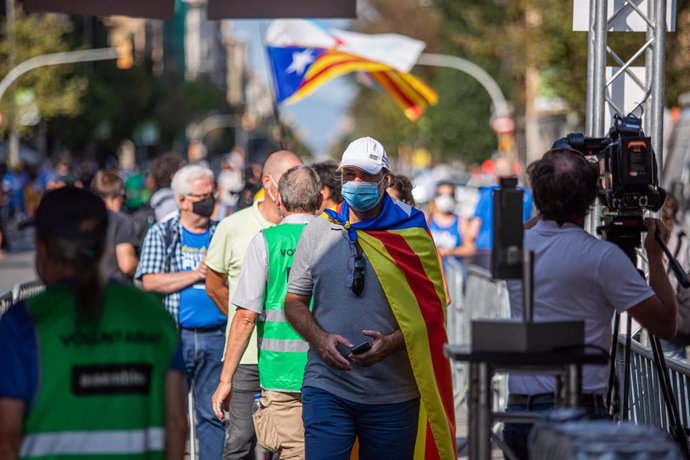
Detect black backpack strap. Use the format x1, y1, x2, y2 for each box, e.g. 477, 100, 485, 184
163, 219, 180, 273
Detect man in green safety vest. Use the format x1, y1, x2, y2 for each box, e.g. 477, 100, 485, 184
0, 186, 187, 459
212, 165, 322, 460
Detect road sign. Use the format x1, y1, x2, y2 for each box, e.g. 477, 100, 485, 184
491, 115, 515, 135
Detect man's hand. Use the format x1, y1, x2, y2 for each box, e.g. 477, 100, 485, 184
195, 257, 208, 281
350, 329, 404, 367
211, 380, 232, 422
314, 332, 352, 371
644, 218, 668, 259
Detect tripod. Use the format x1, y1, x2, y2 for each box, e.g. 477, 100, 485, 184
603, 215, 690, 458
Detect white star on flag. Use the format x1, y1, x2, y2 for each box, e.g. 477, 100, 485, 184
286, 49, 314, 75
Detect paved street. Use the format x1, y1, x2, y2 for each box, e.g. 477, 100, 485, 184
0, 250, 37, 294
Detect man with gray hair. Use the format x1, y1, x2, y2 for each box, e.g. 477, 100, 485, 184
211, 165, 322, 460
135, 163, 225, 460
205, 150, 302, 459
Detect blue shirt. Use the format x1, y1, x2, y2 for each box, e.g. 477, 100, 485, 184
135, 216, 218, 323
178, 228, 226, 328
429, 214, 465, 272
2, 170, 27, 214
473, 185, 533, 251
429, 215, 463, 249
0, 301, 184, 407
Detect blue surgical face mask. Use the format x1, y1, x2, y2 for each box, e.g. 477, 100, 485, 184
341, 178, 384, 212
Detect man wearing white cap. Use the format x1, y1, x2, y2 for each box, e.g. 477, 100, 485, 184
284, 137, 456, 459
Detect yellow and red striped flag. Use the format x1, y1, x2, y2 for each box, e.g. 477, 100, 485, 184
324, 195, 457, 459
266, 20, 438, 121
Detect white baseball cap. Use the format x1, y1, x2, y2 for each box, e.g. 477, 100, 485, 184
339, 137, 389, 175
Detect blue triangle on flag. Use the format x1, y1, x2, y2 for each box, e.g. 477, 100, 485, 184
266, 46, 323, 103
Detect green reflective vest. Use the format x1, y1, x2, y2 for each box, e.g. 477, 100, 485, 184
258, 223, 309, 392
20, 284, 178, 460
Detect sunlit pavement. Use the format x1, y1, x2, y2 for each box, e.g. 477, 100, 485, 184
0, 250, 37, 293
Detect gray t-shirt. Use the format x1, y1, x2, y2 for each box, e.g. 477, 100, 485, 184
102, 210, 138, 284
288, 217, 419, 404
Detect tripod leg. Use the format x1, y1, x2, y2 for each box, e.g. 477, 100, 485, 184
622, 315, 632, 420
649, 334, 690, 458
607, 313, 621, 419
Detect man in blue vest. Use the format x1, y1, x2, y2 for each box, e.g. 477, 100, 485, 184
212, 165, 322, 459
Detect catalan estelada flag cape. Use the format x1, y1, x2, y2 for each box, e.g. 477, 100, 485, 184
265, 19, 438, 121
324, 195, 457, 460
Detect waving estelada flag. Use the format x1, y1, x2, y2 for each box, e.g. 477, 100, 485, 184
324, 194, 457, 460
265, 19, 438, 121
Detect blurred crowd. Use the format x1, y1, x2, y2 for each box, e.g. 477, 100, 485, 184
0, 147, 530, 277
4, 136, 690, 460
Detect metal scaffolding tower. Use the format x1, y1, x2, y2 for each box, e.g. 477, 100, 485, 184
585, 0, 668, 166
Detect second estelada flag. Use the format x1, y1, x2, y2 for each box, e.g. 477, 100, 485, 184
265, 19, 438, 121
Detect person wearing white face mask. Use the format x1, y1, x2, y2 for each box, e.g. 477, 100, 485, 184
427, 182, 475, 276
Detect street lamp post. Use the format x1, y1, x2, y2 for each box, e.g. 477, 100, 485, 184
417, 53, 510, 117
186, 113, 248, 159
0, 47, 122, 166
416, 53, 514, 156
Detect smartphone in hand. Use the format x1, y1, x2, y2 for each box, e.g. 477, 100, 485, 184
351, 341, 372, 355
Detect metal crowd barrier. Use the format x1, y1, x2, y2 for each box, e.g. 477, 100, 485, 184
0, 290, 13, 315
445, 261, 467, 415
616, 335, 690, 435
12, 279, 46, 303
0, 280, 46, 317
446, 264, 511, 414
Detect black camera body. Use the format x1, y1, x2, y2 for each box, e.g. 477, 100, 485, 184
560, 114, 665, 262
564, 114, 662, 213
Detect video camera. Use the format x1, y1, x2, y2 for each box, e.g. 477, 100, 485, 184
558, 114, 666, 261
562, 113, 663, 213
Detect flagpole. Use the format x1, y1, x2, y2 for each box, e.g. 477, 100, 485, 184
258, 21, 287, 150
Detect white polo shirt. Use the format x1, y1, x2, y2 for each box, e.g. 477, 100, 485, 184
506, 220, 654, 395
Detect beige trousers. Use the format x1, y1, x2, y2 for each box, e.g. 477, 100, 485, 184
253, 390, 305, 460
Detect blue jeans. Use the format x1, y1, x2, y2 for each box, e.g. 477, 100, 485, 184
181, 327, 227, 460
502, 395, 609, 460
301, 386, 420, 460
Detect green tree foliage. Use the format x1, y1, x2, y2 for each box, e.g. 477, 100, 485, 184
53, 64, 231, 160
340, 85, 423, 155
665, 1, 690, 107
425, 68, 496, 164
343, 0, 509, 163
437, 0, 690, 122
344, 0, 690, 165
0, 10, 86, 135
46, 15, 233, 160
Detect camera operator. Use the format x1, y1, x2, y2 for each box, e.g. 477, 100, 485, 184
502, 148, 678, 460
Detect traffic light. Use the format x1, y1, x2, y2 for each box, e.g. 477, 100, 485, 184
115, 38, 133, 70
